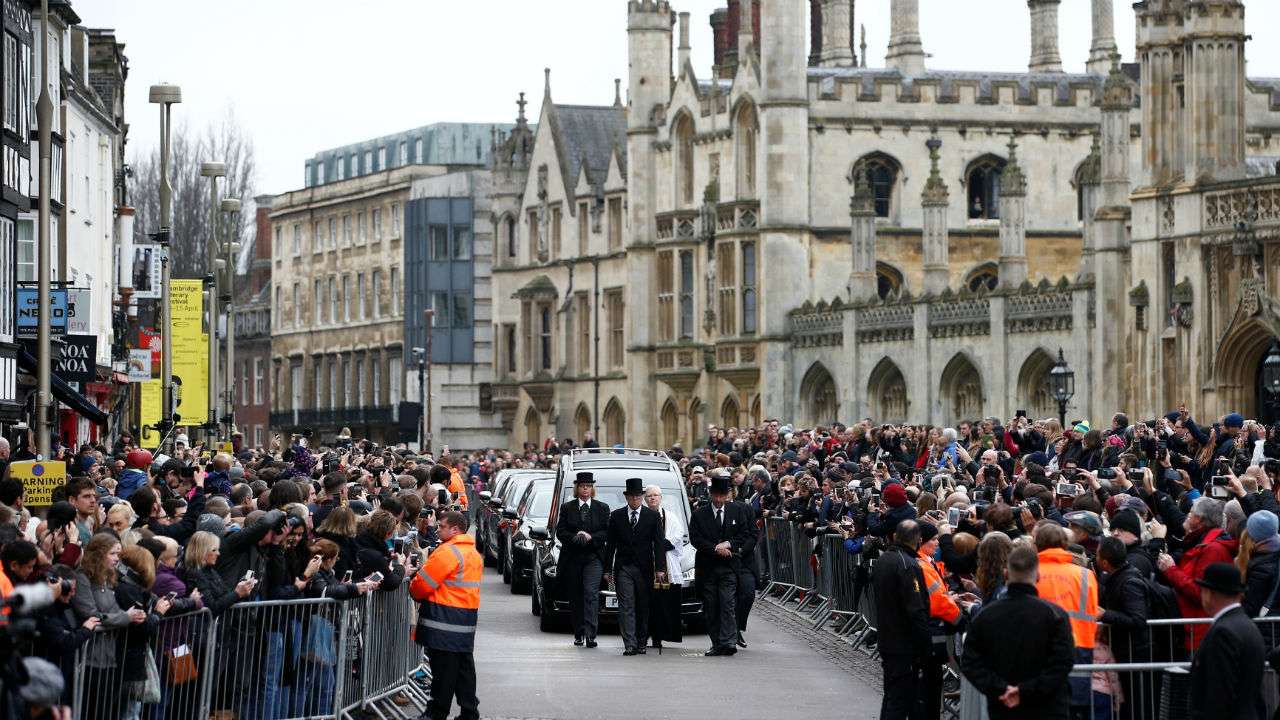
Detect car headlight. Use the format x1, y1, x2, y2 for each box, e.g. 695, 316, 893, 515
515, 538, 534, 551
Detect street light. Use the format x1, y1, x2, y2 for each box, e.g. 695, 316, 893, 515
200, 162, 226, 444
34, 0, 54, 457
412, 343, 427, 453
1263, 340, 1280, 421
1048, 347, 1075, 429
149, 82, 182, 450
220, 197, 241, 438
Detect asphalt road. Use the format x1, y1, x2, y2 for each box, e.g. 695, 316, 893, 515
470, 561, 881, 720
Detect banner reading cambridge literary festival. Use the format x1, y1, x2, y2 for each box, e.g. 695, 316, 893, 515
139, 278, 208, 449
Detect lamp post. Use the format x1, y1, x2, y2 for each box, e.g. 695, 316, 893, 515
1263, 340, 1280, 422
149, 83, 182, 449
412, 345, 425, 453
199, 162, 225, 445
220, 197, 241, 437
1048, 347, 1076, 429
34, 0, 53, 457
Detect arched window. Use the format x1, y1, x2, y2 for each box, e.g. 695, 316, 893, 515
965, 263, 999, 292
673, 113, 695, 207
603, 398, 625, 447
660, 399, 680, 450
867, 357, 909, 423
504, 215, 517, 259
851, 153, 900, 219
940, 354, 984, 422
687, 398, 703, 452
1016, 349, 1058, 421
721, 395, 740, 428
966, 155, 1007, 220
876, 262, 905, 300
800, 363, 838, 427
734, 101, 758, 198
523, 407, 542, 448
574, 403, 591, 443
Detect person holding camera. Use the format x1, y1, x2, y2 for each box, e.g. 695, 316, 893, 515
1156, 497, 1234, 651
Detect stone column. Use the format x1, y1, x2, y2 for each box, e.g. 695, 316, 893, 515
1077, 133, 1102, 276
885, 0, 925, 75
1183, 0, 1246, 182
1028, 0, 1062, 73
998, 136, 1028, 289
1086, 0, 1119, 74
678, 12, 691, 70
1090, 65, 1132, 422
848, 167, 877, 302
818, 0, 853, 67
739, 0, 756, 58
921, 137, 950, 296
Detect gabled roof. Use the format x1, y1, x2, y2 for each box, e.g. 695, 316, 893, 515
546, 104, 627, 198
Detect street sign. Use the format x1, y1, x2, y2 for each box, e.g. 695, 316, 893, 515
54, 334, 97, 383
11, 460, 67, 507
66, 288, 92, 335
16, 286, 68, 339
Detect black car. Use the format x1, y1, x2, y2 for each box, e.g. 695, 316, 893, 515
477, 469, 551, 566
504, 477, 554, 594
528, 448, 701, 632
491, 471, 549, 579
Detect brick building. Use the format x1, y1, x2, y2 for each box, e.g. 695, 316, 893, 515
231, 195, 273, 449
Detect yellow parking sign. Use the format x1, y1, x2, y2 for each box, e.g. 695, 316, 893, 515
11, 460, 67, 507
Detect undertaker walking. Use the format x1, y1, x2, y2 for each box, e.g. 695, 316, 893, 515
555, 472, 610, 647
603, 477, 667, 655
690, 472, 754, 656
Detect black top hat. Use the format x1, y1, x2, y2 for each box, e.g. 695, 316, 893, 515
624, 477, 645, 496
709, 472, 732, 495
1195, 562, 1245, 596
573, 471, 595, 485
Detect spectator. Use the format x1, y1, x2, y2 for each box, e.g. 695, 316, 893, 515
1189, 562, 1266, 720
37, 564, 98, 706
115, 545, 173, 720
1239, 510, 1280, 617
1096, 536, 1152, 720
71, 533, 144, 720
315, 506, 361, 582
183, 530, 255, 617
961, 543, 1075, 720
1157, 497, 1235, 649
352, 509, 407, 590
871, 519, 931, 720
1033, 522, 1100, 717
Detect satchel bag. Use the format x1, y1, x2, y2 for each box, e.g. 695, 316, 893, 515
129, 650, 161, 703
166, 643, 197, 686
302, 615, 338, 666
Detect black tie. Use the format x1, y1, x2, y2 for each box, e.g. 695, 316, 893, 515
716, 507, 723, 529
580, 502, 590, 525
630, 509, 638, 527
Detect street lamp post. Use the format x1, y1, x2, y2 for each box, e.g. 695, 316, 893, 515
1048, 347, 1076, 429
34, 0, 53, 458
200, 162, 225, 446
1263, 340, 1280, 422
220, 197, 241, 437
149, 83, 182, 449
424, 308, 433, 456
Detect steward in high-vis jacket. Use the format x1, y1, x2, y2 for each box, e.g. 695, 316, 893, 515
409, 511, 483, 720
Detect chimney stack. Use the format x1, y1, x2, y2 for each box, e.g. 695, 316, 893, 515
1086, 0, 1119, 74
819, 0, 854, 67
886, 0, 925, 75
678, 12, 691, 70
1027, 0, 1063, 73
711, 9, 729, 77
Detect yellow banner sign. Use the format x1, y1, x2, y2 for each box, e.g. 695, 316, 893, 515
11, 460, 67, 507
170, 279, 208, 425
139, 379, 162, 449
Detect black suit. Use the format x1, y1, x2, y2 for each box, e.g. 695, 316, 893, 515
1189, 605, 1266, 720
689, 501, 754, 652
733, 501, 760, 634
603, 504, 666, 652
556, 498, 611, 640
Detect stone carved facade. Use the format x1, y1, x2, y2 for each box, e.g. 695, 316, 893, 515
486, 0, 1280, 451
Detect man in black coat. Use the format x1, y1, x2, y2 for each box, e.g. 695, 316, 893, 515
603, 477, 667, 655
690, 472, 754, 656
555, 472, 610, 647
733, 495, 760, 648
1189, 562, 1266, 720
1097, 537, 1151, 720
871, 519, 933, 720
961, 543, 1075, 720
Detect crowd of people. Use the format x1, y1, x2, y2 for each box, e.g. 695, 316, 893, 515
0, 429, 481, 720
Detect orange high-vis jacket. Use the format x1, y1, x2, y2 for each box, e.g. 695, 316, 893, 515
917, 550, 961, 625
1036, 547, 1099, 649
409, 532, 482, 652
448, 468, 468, 508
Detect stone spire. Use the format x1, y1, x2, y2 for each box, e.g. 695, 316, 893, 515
614, 79, 622, 108
921, 137, 950, 295
543, 67, 552, 101
860, 24, 867, 68
998, 136, 1028, 288
848, 166, 878, 302
1086, 0, 1119, 74
1027, 0, 1063, 73
819, 0, 854, 67
885, 0, 925, 75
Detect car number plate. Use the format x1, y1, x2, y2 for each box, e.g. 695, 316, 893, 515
605, 595, 619, 609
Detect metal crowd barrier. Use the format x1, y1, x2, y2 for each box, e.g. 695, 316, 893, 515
340, 582, 429, 719
68, 587, 424, 720
761, 517, 796, 598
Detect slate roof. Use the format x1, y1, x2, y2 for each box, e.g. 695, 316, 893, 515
547, 104, 626, 196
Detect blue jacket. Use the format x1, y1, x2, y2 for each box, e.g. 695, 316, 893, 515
116, 469, 148, 499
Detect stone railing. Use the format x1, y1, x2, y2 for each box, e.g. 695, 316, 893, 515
855, 302, 914, 343
1203, 178, 1280, 231
715, 342, 759, 367
1005, 278, 1075, 334
715, 200, 759, 233
655, 209, 700, 241
789, 299, 845, 348
928, 294, 991, 338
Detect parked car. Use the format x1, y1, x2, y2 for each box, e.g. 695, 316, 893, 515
529, 448, 700, 632
490, 471, 550, 579
477, 468, 551, 565
505, 477, 555, 594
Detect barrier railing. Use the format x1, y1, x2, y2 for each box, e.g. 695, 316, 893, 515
68, 586, 424, 720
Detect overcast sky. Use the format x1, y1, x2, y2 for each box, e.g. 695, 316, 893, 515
74, 0, 1280, 197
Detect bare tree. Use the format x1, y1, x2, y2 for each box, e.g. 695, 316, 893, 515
130, 108, 256, 279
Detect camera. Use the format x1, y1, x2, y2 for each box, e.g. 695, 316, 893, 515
1096, 468, 1118, 480
1055, 482, 1082, 498
1127, 469, 1145, 482
1211, 475, 1230, 486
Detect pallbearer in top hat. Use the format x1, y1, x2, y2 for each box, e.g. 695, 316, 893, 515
689, 470, 755, 656
555, 471, 610, 647
603, 477, 667, 655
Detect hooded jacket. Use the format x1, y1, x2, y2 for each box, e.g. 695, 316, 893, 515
116, 468, 148, 500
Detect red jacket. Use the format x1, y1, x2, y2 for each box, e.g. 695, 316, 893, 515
1162, 527, 1236, 649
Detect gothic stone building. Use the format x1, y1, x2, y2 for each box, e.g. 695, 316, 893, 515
489, 0, 1280, 452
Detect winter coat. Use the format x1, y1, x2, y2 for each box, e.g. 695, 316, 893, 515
116, 469, 148, 500
1100, 561, 1151, 663
70, 570, 133, 668
867, 502, 918, 538
214, 509, 295, 601
305, 566, 362, 600
1243, 547, 1280, 618
870, 542, 932, 657
185, 564, 243, 617
113, 570, 160, 683
315, 530, 360, 582
352, 531, 405, 591
38, 601, 94, 704
1162, 527, 1237, 649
